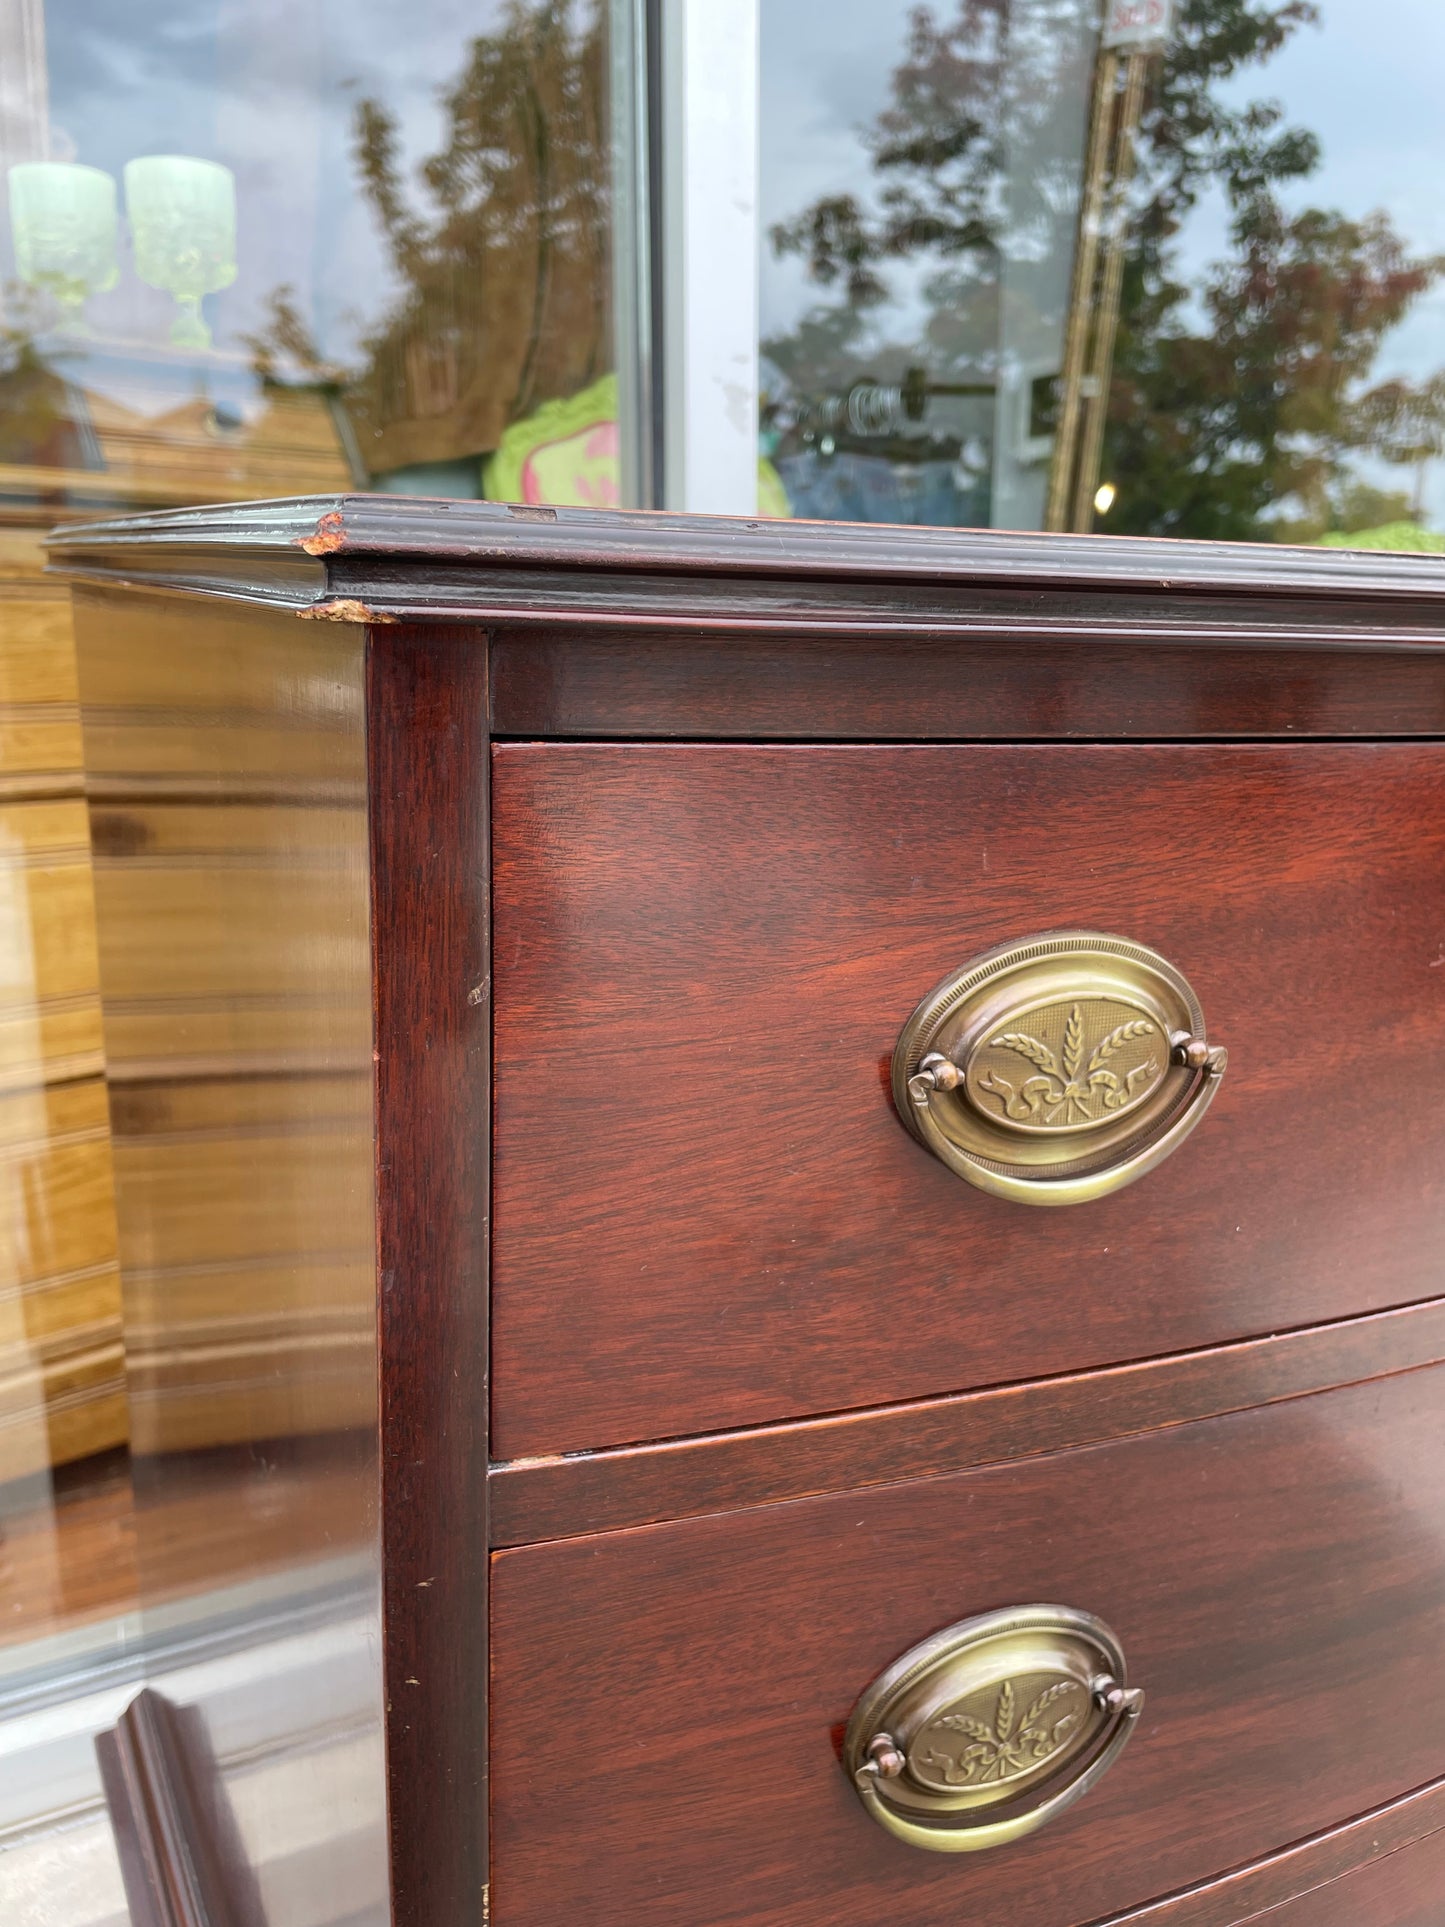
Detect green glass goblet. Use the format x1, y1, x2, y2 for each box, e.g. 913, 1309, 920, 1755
123, 155, 237, 351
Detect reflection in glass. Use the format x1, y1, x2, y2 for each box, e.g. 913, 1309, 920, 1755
7, 161, 118, 331
123, 156, 237, 350
0, 3, 627, 1915
760, 0, 1445, 549
0, 0, 620, 508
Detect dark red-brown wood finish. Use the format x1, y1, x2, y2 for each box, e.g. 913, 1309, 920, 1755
489, 624, 1445, 740
46, 500, 1445, 1927
1240, 1824, 1445, 1927
97, 1689, 267, 1927
488, 1295, 1445, 1545
490, 740, 1445, 1457
368, 625, 491, 1927
490, 1367, 1445, 1927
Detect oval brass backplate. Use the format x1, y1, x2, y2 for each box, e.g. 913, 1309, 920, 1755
892, 931, 1226, 1206
843, 1605, 1143, 1853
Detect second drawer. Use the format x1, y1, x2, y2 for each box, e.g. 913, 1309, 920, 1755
491, 1364, 1445, 1927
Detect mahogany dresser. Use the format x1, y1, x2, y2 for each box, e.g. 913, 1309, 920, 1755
50, 501, 1445, 1927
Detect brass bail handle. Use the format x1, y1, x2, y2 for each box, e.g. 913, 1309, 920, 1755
854, 1675, 1143, 1794
910, 1029, 1225, 1107
892, 933, 1228, 1206
843, 1606, 1145, 1854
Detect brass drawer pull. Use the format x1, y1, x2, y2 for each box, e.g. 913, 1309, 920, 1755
844, 1605, 1143, 1854
892, 932, 1226, 1205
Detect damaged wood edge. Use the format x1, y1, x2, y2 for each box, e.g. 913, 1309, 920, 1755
300, 597, 398, 623
487, 1296, 1445, 1546
45, 494, 1445, 604
297, 509, 347, 556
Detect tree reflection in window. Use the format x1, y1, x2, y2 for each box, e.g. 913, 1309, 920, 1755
765, 0, 1445, 544
248, 0, 611, 490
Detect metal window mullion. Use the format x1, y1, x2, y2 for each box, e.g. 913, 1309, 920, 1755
658, 0, 761, 514
609, 0, 655, 509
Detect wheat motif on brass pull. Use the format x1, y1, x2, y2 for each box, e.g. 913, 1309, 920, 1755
917, 1679, 1085, 1788
980, 1005, 1158, 1127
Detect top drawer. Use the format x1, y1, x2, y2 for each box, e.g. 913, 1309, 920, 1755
491, 743, 1445, 1459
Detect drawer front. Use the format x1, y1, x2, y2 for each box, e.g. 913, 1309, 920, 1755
1250, 1827, 1445, 1926
491, 743, 1445, 1458
490, 1367, 1445, 1927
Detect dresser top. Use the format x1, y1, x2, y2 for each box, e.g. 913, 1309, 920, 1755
45, 495, 1445, 631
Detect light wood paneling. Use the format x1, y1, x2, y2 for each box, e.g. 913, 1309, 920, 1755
106, 1074, 374, 1454
75, 589, 373, 1459
0, 1080, 122, 1481
0, 796, 105, 1089
0, 383, 354, 1472
0, 527, 123, 1480
0, 392, 351, 1483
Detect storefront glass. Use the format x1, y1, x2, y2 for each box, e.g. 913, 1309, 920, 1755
0, 3, 622, 1917
3, 0, 1444, 1915
760, 0, 1445, 546
2, 0, 623, 508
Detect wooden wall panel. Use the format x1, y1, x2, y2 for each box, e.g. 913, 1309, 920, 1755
74, 591, 375, 1460
105, 1074, 374, 1455
0, 796, 105, 1088
0, 432, 350, 1491
0, 537, 123, 1481
0, 542, 86, 798
65, 580, 388, 1927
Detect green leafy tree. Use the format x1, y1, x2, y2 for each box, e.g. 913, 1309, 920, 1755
770, 0, 1445, 539
246, 0, 610, 476
1105, 2, 1444, 537
769, 0, 1089, 381
349, 0, 610, 472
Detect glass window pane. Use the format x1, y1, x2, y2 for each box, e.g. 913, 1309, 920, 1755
759, 0, 1445, 552
1, 0, 630, 511
0, 4, 637, 1916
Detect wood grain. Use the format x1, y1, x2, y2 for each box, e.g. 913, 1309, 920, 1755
1092, 1781, 1445, 1924
44, 491, 1445, 608
0, 560, 85, 795
0, 1076, 124, 1478
367, 623, 490, 1927
102, 1072, 374, 1453
488, 1298, 1445, 1545
491, 741, 1445, 1457
75, 589, 378, 1455
490, 1366, 1445, 1927
489, 626, 1445, 741
1236, 1823, 1445, 1926
0, 1448, 137, 1647
0, 548, 120, 1477
0, 1440, 377, 1651
0, 796, 104, 1087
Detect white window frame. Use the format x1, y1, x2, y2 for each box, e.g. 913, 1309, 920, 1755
657, 0, 761, 514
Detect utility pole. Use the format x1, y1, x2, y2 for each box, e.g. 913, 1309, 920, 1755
1047, 0, 1173, 534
